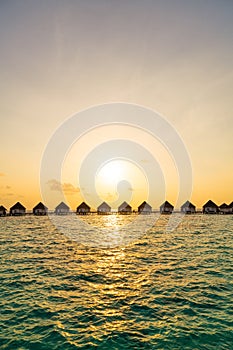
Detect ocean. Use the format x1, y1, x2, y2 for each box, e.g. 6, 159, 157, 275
0, 214, 232, 349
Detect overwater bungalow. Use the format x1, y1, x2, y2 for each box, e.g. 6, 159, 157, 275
138, 201, 152, 214
219, 203, 231, 214
118, 201, 132, 214
202, 200, 219, 214
160, 201, 174, 214
228, 202, 233, 214
0, 205, 7, 216
33, 202, 48, 216
181, 200, 196, 214
76, 202, 90, 215
10, 202, 26, 216
55, 202, 69, 215
97, 202, 111, 214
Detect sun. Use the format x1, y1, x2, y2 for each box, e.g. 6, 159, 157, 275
95, 159, 149, 206
96, 160, 128, 185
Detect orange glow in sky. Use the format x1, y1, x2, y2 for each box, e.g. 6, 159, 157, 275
1, 1, 233, 210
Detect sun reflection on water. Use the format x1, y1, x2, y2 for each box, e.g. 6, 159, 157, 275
0, 215, 232, 349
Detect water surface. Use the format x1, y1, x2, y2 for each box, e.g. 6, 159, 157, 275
0, 215, 232, 349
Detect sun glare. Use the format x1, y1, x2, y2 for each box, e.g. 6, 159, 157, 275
96, 160, 127, 185
95, 159, 148, 206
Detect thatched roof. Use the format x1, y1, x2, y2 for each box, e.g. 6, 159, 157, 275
160, 201, 174, 209
203, 200, 218, 208
219, 203, 229, 209
77, 202, 90, 210
33, 202, 48, 210
118, 201, 132, 211
10, 202, 25, 210
138, 201, 152, 211
55, 202, 69, 210
97, 202, 111, 211
181, 200, 196, 209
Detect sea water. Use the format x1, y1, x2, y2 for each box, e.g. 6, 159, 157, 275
0, 214, 232, 349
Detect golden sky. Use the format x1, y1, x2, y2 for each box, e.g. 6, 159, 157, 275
0, 1, 233, 210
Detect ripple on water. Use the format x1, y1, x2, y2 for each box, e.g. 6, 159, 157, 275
0, 215, 232, 349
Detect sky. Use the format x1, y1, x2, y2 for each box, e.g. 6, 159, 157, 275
0, 0, 233, 210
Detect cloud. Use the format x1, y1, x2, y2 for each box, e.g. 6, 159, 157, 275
47, 179, 80, 195
0, 172, 6, 177
62, 183, 80, 195
47, 179, 62, 192
1, 192, 14, 197
0, 184, 12, 197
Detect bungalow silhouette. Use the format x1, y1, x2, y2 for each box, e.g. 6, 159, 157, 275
118, 201, 132, 214
10, 202, 26, 216
55, 202, 69, 215
76, 202, 90, 215
181, 200, 196, 214
229, 202, 233, 214
219, 203, 231, 214
97, 202, 111, 214
138, 201, 152, 214
33, 202, 48, 216
0, 205, 7, 216
160, 201, 174, 214
202, 200, 219, 214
